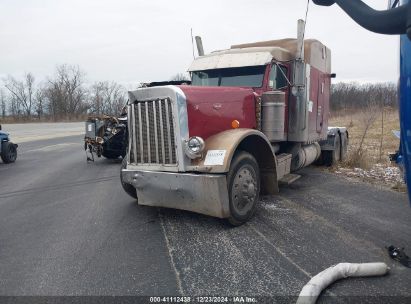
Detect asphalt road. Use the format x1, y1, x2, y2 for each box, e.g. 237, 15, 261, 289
0, 132, 410, 302
2, 122, 83, 143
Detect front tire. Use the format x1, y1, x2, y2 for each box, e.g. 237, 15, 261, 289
227, 151, 260, 226
121, 157, 138, 199
1, 142, 17, 163
102, 151, 121, 159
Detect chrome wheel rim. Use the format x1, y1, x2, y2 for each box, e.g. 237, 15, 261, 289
231, 164, 257, 216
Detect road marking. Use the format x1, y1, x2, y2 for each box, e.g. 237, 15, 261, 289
159, 212, 184, 295
254, 197, 341, 298
24, 142, 80, 153
276, 194, 382, 253
249, 225, 312, 278
0, 175, 117, 199
250, 225, 337, 297
13, 131, 83, 143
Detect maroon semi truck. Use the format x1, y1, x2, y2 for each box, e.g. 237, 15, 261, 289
121, 24, 348, 225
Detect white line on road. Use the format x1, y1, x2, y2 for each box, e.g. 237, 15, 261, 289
159, 211, 184, 295
24, 142, 81, 153
13, 132, 83, 143
249, 225, 312, 278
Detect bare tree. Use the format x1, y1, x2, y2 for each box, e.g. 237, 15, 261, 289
89, 82, 105, 115
357, 101, 379, 152
35, 85, 46, 120
0, 89, 6, 119
170, 73, 190, 82
4, 73, 35, 118
103, 81, 126, 115
331, 82, 397, 111
89, 81, 126, 116
45, 64, 88, 120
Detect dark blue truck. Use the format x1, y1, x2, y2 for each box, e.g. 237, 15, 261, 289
0, 125, 17, 163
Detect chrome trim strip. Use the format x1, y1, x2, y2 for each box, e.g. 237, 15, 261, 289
159, 99, 165, 164
153, 100, 159, 163
131, 104, 137, 164
145, 101, 151, 163
137, 102, 144, 163
172, 86, 190, 171
165, 99, 173, 163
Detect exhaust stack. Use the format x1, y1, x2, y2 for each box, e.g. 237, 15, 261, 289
195, 36, 205, 56
289, 19, 309, 142
296, 19, 305, 60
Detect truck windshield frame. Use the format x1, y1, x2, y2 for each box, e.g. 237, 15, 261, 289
191, 65, 266, 88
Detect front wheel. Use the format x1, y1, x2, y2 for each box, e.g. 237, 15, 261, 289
120, 157, 138, 199
227, 151, 260, 226
1, 142, 17, 163
102, 150, 121, 159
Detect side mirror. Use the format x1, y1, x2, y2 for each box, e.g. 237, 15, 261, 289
0, 124, 2, 131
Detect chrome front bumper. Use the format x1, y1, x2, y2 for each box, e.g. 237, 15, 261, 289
121, 169, 230, 218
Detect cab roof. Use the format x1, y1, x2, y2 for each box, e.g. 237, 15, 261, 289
188, 38, 331, 73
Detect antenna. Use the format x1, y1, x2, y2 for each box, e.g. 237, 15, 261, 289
191, 28, 196, 59
299, 0, 311, 59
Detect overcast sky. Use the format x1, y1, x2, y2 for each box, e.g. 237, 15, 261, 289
0, 0, 398, 88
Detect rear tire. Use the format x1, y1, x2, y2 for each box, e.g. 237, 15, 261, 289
121, 157, 138, 199
227, 151, 260, 226
323, 134, 341, 166
1, 142, 17, 163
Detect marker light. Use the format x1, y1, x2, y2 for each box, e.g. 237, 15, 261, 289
231, 120, 240, 129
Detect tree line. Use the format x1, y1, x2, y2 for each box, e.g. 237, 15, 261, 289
0, 64, 128, 121
0, 66, 398, 121
330, 82, 397, 112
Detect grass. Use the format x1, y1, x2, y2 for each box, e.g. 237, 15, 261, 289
329, 107, 400, 168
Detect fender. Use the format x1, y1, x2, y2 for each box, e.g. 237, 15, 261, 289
189, 128, 279, 194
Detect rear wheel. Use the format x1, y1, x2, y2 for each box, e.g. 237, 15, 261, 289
121, 157, 138, 199
227, 151, 260, 226
323, 134, 341, 166
1, 142, 17, 163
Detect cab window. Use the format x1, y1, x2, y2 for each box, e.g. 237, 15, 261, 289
269, 65, 288, 90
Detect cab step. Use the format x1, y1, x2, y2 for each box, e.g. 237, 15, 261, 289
279, 173, 301, 185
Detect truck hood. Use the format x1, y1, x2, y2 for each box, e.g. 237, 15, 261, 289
177, 85, 257, 140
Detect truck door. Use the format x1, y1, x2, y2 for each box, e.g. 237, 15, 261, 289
268, 63, 290, 132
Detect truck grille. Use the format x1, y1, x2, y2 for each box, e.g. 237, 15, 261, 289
129, 98, 177, 165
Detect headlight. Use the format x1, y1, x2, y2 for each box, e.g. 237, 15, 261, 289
184, 136, 205, 159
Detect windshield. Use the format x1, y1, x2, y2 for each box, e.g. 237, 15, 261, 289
191, 66, 266, 87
